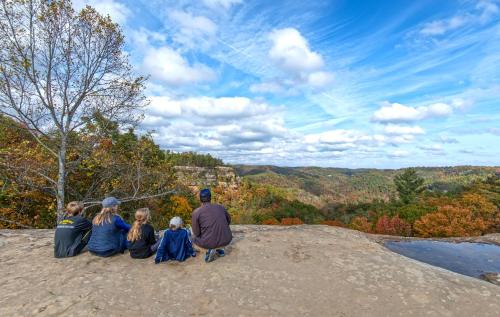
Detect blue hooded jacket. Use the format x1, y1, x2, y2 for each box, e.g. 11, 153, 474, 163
155, 229, 194, 263
88, 214, 130, 255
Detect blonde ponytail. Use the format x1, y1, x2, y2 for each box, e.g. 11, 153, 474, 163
127, 208, 150, 242
93, 206, 116, 225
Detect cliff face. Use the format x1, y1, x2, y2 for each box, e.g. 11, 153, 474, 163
174, 166, 240, 190
0, 226, 499, 317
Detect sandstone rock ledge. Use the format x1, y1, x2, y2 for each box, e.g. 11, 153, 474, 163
0, 226, 499, 317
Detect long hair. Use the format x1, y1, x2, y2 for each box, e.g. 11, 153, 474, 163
127, 208, 150, 242
93, 206, 117, 225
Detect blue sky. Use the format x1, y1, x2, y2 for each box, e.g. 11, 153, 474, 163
73, 0, 500, 168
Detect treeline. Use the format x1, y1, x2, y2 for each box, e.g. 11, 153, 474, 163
237, 165, 497, 206
165, 151, 224, 168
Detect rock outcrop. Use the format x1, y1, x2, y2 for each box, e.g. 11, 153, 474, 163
0, 226, 499, 316
174, 166, 240, 190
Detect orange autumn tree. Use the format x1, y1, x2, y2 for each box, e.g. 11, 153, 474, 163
375, 215, 411, 236
262, 218, 280, 225
349, 216, 372, 233
152, 195, 193, 229
321, 220, 345, 227
414, 205, 488, 237
280, 217, 304, 225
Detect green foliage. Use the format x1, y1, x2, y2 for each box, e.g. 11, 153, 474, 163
165, 151, 224, 168
394, 168, 425, 204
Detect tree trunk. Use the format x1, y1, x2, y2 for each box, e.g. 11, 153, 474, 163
56, 136, 67, 222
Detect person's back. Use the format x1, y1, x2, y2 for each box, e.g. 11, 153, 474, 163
88, 197, 130, 257
127, 208, 158, 259
192, 203, 232, 249
155, 216, 194, 263
54, 201, 91, 258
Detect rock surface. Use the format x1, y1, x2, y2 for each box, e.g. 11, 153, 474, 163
0, 226, 499, 317
174, 166, 240, 190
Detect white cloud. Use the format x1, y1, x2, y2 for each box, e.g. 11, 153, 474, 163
142, 46, 216, 85
451, 98, 473, 110
303, 130, 387, 151
422, 103, 453, 117
203, 0, 243, 11
152, 96, 272, 119
269, 28, 324, 74
254, 28, 333, 92
372, 102, 453, 123
168, 10, 218, 49
372, 103, 421, 122
249, 81, 284, 94
307, 71, 334, 88
438, 135, 459, 144
72, 0, 131, 24
389, 150, 410, 158
419, 144, 445, 153
477, 0, 500, 23
420, 16, 469, 36
142, 96, 289, 153
391, 135, 416, 144
419, 0, 499, 36
383, 124, 425, 135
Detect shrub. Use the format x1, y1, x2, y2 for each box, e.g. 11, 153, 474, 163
262, 218, 280, 225
374, 214, 411, 236
321, 220, 345, 227
349, 216, 372, 233
280, 217, 304, 225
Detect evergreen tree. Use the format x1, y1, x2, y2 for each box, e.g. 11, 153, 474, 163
394, 168, 425, 204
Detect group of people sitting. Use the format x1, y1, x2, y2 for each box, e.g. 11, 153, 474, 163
54, 189, 232, 264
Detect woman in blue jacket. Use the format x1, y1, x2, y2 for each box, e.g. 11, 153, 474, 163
88, 197, 131, 257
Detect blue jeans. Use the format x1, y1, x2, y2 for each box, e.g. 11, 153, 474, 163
91, 231, 128, 257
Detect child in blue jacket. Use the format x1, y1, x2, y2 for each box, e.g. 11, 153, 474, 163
155, 217, 195, 264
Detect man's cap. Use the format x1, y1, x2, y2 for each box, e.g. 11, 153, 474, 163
199, 188, 211, 201
102, 197, 121, 208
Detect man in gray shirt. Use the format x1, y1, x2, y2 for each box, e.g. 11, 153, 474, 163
191, 188, 232, 263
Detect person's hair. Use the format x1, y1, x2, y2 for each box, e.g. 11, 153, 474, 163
200, 188, 211, 203
66, 201, 83, 216
127, 208, 150, 242
93, 206, 117, 225
169, 216, 184, 231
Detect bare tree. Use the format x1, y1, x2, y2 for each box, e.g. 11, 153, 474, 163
0, 0, 146, 219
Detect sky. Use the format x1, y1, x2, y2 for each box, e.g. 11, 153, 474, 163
73, 0, 500, 168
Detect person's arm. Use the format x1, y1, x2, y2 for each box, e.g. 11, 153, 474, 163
82, 218, 92, 230
185, 230, 194, 257
225, 208, 231, 225
191, 211, 200, 237
81, 219, 92, 243
114, 216, 131, 232
154, 232, 169, 264
148, 226, 156, 245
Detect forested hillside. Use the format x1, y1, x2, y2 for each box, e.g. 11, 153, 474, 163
235, 165, 498, 205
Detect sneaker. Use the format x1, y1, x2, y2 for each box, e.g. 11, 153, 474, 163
205, 249, 216, 263
216, 249, 225, 257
